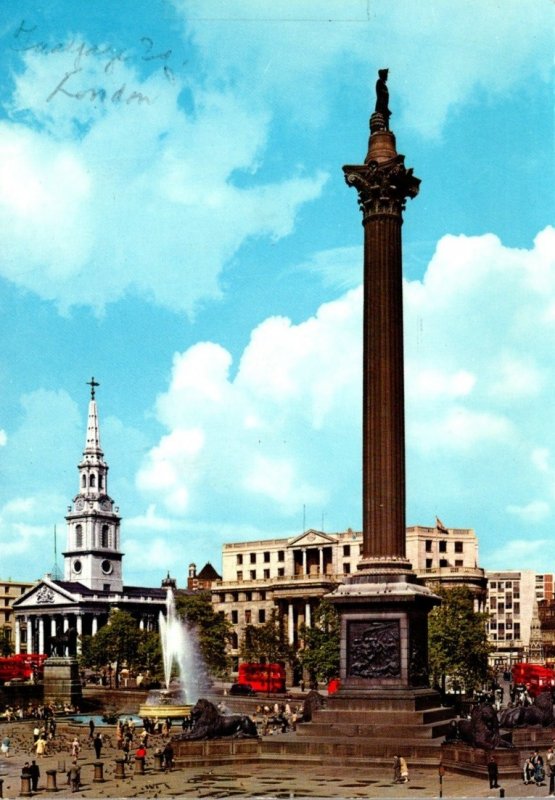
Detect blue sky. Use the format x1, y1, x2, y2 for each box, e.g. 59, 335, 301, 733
0, 0, 553, 586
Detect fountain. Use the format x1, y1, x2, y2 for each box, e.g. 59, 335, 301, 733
138, 588, 203, 719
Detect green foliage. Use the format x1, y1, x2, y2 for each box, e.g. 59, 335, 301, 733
174, 591, 232, 678
299, 600, 340, 683
0, 626, 14, 656
428, 585, 491, 695
79, 609, 163, 682
240, 608, 290, 664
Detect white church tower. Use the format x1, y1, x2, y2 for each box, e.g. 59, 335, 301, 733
63, 378, 123, 592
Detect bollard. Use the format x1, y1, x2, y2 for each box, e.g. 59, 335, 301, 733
46, 769, 58, 792
20, 771, 32, 797
0, 777, 3, 798
499, 789, 505, 799
134, 756, 145, 775
115, 758, 126, 779
153, 752, 164, 771
93, 761, 104, 783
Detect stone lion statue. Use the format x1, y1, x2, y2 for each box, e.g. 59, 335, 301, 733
447, 702, 513, 749
173, 698, 258, 740
499, 690, 555, 729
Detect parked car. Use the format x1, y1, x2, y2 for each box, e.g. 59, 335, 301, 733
229, 682, 256, 696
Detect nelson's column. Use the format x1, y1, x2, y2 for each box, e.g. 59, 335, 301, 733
329, 72, 448, 718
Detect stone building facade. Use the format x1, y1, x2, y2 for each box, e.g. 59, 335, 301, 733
0, 580, 35, 652
484, 569, 555, 667
212, 520, 486, 674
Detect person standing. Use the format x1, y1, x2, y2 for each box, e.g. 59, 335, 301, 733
67, 760, 81, 793
487, 754, 499, 789
35, 736, 47, 757
88, 718, 95, 740
399, 756, 409, 783
1, 734, 10, 757
93, 733, 103, 759
29, 760, 40, 791
392, 755, 401, 783
546, 746, 555, 796
71, 736, 80, 759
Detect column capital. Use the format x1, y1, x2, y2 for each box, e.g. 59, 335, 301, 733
343, 155, 420, 220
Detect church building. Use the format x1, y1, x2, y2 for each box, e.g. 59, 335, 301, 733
12, 380, 168, 656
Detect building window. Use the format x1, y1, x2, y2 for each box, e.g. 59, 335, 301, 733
101, 525, 109, 547
250, 570, 256, 580
454, 542, 463, 553
245, 591, 252, 601
99, 474, 104, 489
237, 571, 243, 581
455, 560, 464, 567
264, 552, 270, 563
439, 559, 448, 567
514, 623, 521, 638
277, 568, 285, 577
231, 610, 238, 624
82, 475, 86, 488
439, 540, 447, 553
277, 550, 285, 562
263, 569, 270, 579
426, 559, 433, 569
250, 553, 256, 564
231, 632, 238, 648
343, 563, 351, 574
90, 474, 96, 488
258, 609, 266, 624
490, 582, 497, 589
75, 525, 83, 548
425, 540, 432, 552
498, 603, 505, 614
514, 603, 520, 614
245, 610, 252, 624
343, 545, 351, 556
236, 554, 243, 565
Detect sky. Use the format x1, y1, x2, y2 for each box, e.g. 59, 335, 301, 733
0, 0, 553, 587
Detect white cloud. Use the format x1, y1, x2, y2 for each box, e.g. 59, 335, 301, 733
137, 287, 362, 521
507, 501, 550, 523
0, 45, 326, 314
177, 0, 553, 138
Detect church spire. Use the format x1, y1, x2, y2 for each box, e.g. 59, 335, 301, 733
64, 379, 123, 592
84, 377, 103, 458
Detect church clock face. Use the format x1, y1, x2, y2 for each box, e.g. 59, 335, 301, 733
75, 498, 85, 510
101, 560, 113, 575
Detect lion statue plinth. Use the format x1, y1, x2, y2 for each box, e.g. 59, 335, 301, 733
172, 698, 258, 740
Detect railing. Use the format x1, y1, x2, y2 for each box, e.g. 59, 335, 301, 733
214, 573, 343, 588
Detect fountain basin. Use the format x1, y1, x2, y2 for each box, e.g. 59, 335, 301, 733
138, 703, 191, 719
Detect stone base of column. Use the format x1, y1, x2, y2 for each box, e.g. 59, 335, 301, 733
43, 657, 82, 707
328, 568, 440, 694
319, 570, 454, 745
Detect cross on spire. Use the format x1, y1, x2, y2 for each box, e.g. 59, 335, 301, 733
86, 376, 100, 400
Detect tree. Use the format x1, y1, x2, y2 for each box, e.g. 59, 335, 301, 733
299, 600, 340, 683
240, 608, 291, 664
79, 609, 144, 686
428, 585, 491, 696
174, 591, 232, 678
0, 627, 14, 656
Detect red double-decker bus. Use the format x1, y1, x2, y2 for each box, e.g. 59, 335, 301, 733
0, 654, 48, 683
512, 662, 555, 697
237, 662, 286, 693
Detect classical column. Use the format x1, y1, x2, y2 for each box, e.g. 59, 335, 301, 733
302, 549, 307, 575
139, 617, 145, 630
76, 615, 83, 654
26, 619, 33, 653
343, 111, 419, 573
91, 616, 98, 636
305, 602, 311, 628
15, 617, 21, 655
288, 603, 295, 645
63, 616, 70, 656
38, 618, 45, 655
318, 547, 324, 574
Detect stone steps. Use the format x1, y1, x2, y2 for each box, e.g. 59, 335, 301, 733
308, 705, 453, 726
